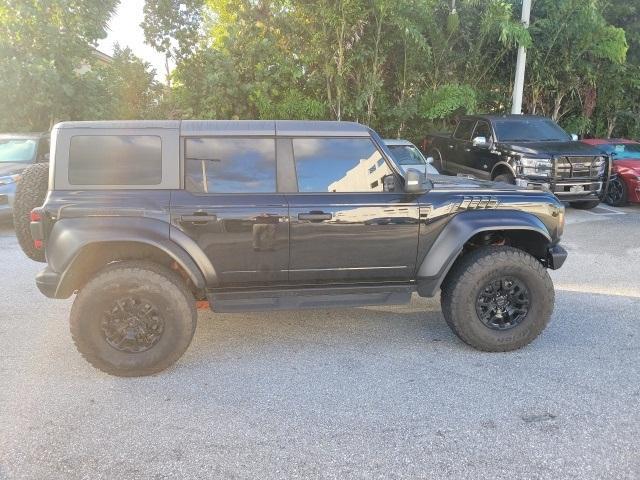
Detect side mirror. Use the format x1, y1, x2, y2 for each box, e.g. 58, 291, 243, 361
404, 168, 428, 194
571, 133, 579, 141
426, 156, 434, 164
472, 136, 489, 148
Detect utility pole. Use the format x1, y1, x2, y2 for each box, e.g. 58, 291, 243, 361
511, 0, 532, 114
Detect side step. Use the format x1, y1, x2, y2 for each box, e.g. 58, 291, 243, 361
208, 285, 414, 313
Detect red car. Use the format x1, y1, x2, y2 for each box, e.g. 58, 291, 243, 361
582, 138, 640, 206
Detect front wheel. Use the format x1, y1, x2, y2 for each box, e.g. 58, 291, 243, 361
441, 246, 555, 352
493, 172, 516, 185
603, 177, 627, 207
70, 261, 197, 376
569, 199, 600, 210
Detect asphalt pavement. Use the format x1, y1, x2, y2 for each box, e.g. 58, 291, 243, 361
0, 205, 638, 479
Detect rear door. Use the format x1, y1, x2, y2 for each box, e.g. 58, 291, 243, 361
284, 136, 420, 284
447, 119, 476, 174
171, 136, 289, 286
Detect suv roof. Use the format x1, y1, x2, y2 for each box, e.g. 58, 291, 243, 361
53, 120, 371, 137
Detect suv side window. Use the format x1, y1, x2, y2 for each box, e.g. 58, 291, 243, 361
293, 138, 391, 193
453, 120, 476, 141
68, 135, 162, 185
185, 137, 276, 193
473, 121, 492, 141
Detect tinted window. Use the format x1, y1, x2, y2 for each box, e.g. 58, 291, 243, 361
473, 122, 492, 140
387, 145, 426, 166
293, 138, 390, 192
185, 138, 276, 193
69, 135, 161, 185
454, 120, 476, 140
493, 118, 571, 142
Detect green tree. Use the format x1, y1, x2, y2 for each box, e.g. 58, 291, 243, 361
0, 0, 118, 131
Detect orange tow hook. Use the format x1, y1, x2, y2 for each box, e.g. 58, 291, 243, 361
196, 300, 210, 310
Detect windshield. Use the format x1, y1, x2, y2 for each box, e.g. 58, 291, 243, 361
493, 118, 572, 143
387, 145, 427, 166
602, 143, 640, 159
0, 139, 37, 163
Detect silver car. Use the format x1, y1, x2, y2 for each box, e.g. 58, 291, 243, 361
384, 138, 439, 176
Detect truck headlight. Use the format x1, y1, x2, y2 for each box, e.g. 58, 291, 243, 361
518, 157, 552, 177
0, 174, 21, 186
593, 156, 606, 176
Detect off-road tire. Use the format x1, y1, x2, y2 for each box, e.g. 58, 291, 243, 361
569, 199, 600, 210
13, 162, 49, 262
441, 246, 554, 352
70, 261, 197, 377
494, 172, 515, 185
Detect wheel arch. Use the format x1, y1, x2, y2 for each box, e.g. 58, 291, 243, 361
490, 161, 516, 180
415, 210, 552, 297
46, 217, 215, 298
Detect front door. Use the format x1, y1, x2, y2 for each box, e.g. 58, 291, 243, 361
171, 136, 289, 286
285, 137, 420, 283
463, 120, 494, 180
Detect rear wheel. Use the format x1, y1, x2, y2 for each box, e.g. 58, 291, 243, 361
569, 199, 600, 210
430, 150, 445, 173
13, 162, 49, 262
603, 176, 627, 207
441, 246, 554, 352
70, 261, 197, 377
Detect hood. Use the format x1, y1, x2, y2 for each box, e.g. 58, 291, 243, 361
400, 164, 439, 176
430, 174, 523, 191
614, 159, 640, 173
0, 162, 29, 177
497, 140, 604, 157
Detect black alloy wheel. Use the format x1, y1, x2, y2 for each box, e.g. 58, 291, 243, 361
101, 296, 165, 353
475, 277, 530, 330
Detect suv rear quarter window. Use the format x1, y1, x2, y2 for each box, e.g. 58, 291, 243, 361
68, 135, 162, 185
184, 137, 276, 193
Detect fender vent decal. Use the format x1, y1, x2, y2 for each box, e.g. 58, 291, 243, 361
459, 196, 499, 210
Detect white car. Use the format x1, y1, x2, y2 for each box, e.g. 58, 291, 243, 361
384, 139, 439, 175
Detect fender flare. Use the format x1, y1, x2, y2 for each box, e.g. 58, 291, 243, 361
46, 217, 217, 297
490, 160, 517, 179
416, 210, 551, 297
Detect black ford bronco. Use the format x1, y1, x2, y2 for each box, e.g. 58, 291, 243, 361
18, 120, 567, 376
425, 115, 609, 209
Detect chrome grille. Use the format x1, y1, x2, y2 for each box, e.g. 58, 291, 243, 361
555, 156, 600, 179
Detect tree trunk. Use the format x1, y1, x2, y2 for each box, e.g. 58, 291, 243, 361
607, 115, 617, 138
552, 93, 565, 121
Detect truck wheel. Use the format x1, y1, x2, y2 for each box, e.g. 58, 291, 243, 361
13, 162, 49, 262
493, 172, 515, 185
569, 199, 600, 210
430, 150, 445, 173
70, 261, 197, 377
604, 177, 628, 206
440, 246, 554, 352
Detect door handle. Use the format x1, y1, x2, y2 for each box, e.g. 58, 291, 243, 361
180, 214, 216, 224
298, 212, 332, 222
448, 144, 455, 149
464, 147, 471, 152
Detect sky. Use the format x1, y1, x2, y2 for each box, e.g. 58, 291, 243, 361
97, 0, 170, 82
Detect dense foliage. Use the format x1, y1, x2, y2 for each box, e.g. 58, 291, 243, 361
1, 0, 638, 141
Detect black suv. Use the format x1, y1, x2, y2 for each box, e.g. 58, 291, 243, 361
21, 120, 567, 376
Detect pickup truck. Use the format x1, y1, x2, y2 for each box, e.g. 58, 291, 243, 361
424, 115, 609, 209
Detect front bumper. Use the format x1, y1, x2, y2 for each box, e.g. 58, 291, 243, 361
547, 244, 568, 270
516, 177, 602, 200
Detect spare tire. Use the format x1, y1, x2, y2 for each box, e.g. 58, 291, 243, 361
13, 162, 49, 262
